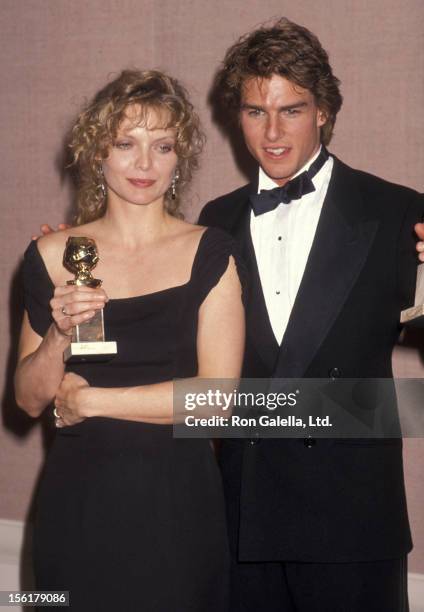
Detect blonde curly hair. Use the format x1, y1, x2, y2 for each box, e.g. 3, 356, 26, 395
69, 69, 205, 224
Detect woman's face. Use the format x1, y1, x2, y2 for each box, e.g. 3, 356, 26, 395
102, 105, 178, 210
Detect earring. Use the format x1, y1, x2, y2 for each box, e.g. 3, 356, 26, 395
98, 165, 107, 200
171, 170, 180, 200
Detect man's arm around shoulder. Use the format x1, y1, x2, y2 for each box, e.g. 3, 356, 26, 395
198, 184, 252, 228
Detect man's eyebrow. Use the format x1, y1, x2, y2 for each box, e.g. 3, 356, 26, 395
240, 103, 263, 111
240, 101, 308, 111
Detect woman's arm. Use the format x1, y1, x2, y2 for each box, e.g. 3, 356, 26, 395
55, 256, 245, 426
14, 284, 108, 417
14, 313, 69, 417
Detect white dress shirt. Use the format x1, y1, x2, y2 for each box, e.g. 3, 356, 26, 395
250, 147, 334, 344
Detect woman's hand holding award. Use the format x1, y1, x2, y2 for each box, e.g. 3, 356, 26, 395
63, 236, 118, 362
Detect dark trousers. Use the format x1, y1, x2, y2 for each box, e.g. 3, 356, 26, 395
230, 557, 409, 612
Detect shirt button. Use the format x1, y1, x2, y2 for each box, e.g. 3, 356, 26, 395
304, 437, 316, 448
276, 290, 280, 295
328, 367, 341, 380
249, 432, 260, 446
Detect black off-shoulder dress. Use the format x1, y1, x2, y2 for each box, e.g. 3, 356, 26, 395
22, 227, 245, 612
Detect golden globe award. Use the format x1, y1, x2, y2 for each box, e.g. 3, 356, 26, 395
62, 237, 117, 362
401, 263, 424, 327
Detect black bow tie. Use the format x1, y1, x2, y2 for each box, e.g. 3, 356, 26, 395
250, 147, 329, 216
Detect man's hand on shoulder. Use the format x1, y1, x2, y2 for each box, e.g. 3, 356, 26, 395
31, 223, 71, 241
415, 223, 424, 262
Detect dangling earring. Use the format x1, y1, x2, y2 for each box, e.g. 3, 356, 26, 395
171, 170, 180, 200
98, 165, 107, 200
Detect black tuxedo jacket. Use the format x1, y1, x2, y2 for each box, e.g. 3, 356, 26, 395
199, 156, 424, 563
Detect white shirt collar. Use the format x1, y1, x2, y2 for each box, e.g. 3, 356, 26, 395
258, 146, 324, 193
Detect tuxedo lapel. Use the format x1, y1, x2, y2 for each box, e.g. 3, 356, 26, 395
230, 184, 279, 372
273, 158, 379, 379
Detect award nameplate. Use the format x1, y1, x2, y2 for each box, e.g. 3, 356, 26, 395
63, 236, 118, 363
400, 263, 424, 327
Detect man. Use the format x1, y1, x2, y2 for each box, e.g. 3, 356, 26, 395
198, 17, 423, 612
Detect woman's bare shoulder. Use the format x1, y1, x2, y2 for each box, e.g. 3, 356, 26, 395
37, 222, 99, 284
38, 222, 100, 253
170, 219, 207, 244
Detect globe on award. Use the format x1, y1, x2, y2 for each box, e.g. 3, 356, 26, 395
62, 236, 118, 362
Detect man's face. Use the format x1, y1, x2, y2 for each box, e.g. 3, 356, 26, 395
240, 74, 327, 186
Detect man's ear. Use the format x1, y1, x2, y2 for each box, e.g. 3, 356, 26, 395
317, 108, 328, 128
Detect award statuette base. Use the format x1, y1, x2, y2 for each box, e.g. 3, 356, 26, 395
401, 263, 424, 328
64, 341, 118, 363
63, 309, 118, 364
400, 305, 424, 328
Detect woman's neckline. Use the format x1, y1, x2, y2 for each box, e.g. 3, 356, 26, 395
32, 226, 212, 301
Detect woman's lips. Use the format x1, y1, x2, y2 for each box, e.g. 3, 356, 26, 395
127, 178, 156, 187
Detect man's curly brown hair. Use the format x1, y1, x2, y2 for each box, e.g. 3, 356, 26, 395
69, 69, 204, 224
216, 18, 343, 146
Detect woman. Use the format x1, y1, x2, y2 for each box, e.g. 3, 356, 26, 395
14, 69, 245, 611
